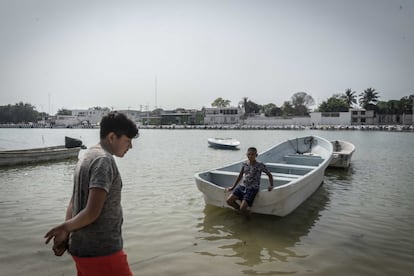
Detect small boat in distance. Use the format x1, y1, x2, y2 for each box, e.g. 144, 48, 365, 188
0, 136, 85, 167
329, 140, 356, 168
207, 138, 240, 150
195, 135, 333, 216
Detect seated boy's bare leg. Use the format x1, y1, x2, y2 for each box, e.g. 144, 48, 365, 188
240, 201, 251, 218
226, 194, 240, 210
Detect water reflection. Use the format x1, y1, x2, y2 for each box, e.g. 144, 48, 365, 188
0, 158, 78, 172
326, 165, 356, 181
196, 185, 330, 270
208, 145, 241, 151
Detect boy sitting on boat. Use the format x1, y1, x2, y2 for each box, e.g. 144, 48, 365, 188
225, 147, 273, 217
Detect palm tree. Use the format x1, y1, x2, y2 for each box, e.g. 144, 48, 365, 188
342, 88, 357, 108
211, 97, 230, 108
359, 87, 379, 109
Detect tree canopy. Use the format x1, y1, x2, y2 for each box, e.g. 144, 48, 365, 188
290, 92, 314, 116
57, 108, 72, 115
0, 102, 39, 123
317, 95, 349, 112
376, 95, 413, 114
262, 103, 283, 117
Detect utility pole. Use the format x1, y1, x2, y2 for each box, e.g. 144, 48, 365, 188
48, 93, 51, 115
154, 74, 158, 110
146, 104, 150, 125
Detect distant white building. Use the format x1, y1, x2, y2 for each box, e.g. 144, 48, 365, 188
310, 111, 351, 126
242, 111, 353, 126
54, 115, 80, 127
350, 109, 375, 125
203, 107, 242, 125
245, 114, 311, 126
71, 109, 109, 125
53, 109, 140, 127
117, 110, 141, 122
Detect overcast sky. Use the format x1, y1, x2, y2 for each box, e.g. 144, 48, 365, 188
0, 0, 413, 113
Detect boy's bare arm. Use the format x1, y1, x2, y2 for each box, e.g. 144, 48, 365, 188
65, 196, 73, 221
50, 196, 74, 256
227, 169, 243, 191
45, 188, 107, 245
266, 170, 274, 191
65, 188, 107, 231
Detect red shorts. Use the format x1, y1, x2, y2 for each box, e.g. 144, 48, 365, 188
72, 250, 133, 276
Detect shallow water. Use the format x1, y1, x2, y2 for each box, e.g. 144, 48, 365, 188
0, 128, 413, 275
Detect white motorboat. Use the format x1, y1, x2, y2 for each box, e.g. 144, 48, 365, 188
195, 135, 333, 216
207, 138, 240, 150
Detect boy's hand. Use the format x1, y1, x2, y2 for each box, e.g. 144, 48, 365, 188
44, 224, 70, 256
52, 239, 68, 256
226, 186, 234, 192
45, 225, 69, 244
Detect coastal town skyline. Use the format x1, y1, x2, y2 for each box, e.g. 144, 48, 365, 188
1, 0, 413, 114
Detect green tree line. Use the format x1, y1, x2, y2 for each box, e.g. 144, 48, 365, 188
0, 104, 112, 124
213, 88, 413, 117
212, 92, 316, 117
1, 89, 413, 123
317, 88, 413, 114
0, 102, 47, 124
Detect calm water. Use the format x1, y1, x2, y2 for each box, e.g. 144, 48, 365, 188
0, 128, 413, 276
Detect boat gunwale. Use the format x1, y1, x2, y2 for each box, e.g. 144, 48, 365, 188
0, 146, 82, 167
331, 140, 356, 155
0, 145, 81, 154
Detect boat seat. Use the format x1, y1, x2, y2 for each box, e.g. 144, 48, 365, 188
282, 155, 323, 166
285, 154, 323, 159
265, 162, 316, 170
272, 172, 301, 179
209, 170, 300, 181
264, 162, 315, 175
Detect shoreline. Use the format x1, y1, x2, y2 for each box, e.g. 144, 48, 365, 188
1, 123, 413, 132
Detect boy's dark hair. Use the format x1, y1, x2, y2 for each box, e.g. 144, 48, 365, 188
247, 147, 257, 153
100, 111, 139, 139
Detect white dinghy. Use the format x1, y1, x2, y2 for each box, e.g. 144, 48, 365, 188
329, 140, 356, 168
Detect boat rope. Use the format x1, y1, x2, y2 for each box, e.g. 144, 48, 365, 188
129, 243, 198, 268
288, 136, 314, 154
